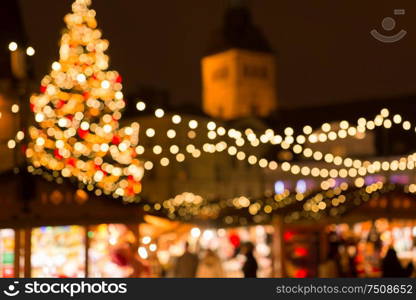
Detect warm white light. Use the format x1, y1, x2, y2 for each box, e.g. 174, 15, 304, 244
303, 125, 312, 135
393, 114, 402, 124
7, 140, 16, 149
35, 113, 45, 123
138, 247, 148, 259
136, 146, 145, 155
207, 121, 216, 131
155, 108, 164, 118
190, 227, 201, 238
136, 101, 146, 111
146, 128, 155, 137
380, 108, 389, 117
189, 120, 198, 129
80, 121, 90, 130
144, 161, 153, 170
149, 244, 157, 252
172, 115, 181, 124
16, 131, 24, 140
142, 236, 151, 244
77, 74, 86, 83
153, 145, 162, 155
8, 42, 17, 51
160, 157, 170, 166
26, 46, 35, 56
170, 145, 179, 154
101, 80, 110, 89
36, 137, 45, 146
103, 124, 112, 133
167, 129, 176, 138
115, 91, 123, 100
52, 61, 61, 71
284, 127, 294, 136
321, 123, 331, 132
11, 104, 19, 113
176, 153, 185, 162
403, 121, 411, 130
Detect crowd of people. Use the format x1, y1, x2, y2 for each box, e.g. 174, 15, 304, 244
173, 242, 258, 278
110, 229, 415, 278
318, 231, 415, 278
111, 241, 259, 278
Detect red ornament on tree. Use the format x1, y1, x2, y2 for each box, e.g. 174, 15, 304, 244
77, 128, 89, 139
56, 99, 66, 109
54, 149, 63, 160
111, 135, 121, 145
229, 233, 241, 248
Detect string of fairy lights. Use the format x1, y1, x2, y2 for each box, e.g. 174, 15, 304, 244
131, 102, 416, 179
2, 0, 416, 224
6, 96, 416, 182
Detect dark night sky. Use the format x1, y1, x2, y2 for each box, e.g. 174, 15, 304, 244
18, 0, 416, 109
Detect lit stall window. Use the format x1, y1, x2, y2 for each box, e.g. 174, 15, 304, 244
31, 226, 85, 278
0, 229, 15, 277
88, 224, 133, 277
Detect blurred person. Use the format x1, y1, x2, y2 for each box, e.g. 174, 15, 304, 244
110, 242, 150, 277
196, 249, 224, 278
173, 242, 199, 278
382, 248, 414, 277
127, 243, 151, 278
318, 247, 339, 278
148, 252, 163, 278
242, 242, 258, 278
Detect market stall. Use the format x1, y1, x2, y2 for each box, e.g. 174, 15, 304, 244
327, 219, 416, 277
31, 226, 85, 278
0, 229, 14, 278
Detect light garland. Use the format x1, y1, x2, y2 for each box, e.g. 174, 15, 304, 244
129, 105, 416, 181
139, 175, 401, 225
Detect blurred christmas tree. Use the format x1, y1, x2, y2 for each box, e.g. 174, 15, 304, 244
26, 0, 144, 201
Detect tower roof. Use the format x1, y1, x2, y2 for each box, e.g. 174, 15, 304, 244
206, 0, 273, 55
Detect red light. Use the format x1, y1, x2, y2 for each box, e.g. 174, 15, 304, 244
3, 267, 14, 278
294, 247, 308, 257
283, 231, 295, 242
294, 269, 308, 278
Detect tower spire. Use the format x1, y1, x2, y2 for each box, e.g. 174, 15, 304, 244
201, 2, 277, 120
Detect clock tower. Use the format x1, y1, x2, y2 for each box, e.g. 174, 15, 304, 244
202, 0, 277, 120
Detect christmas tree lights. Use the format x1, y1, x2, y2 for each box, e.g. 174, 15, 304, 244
26, 0, 144, 200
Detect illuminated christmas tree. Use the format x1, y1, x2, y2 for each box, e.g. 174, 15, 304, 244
26, 0, 144, 200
